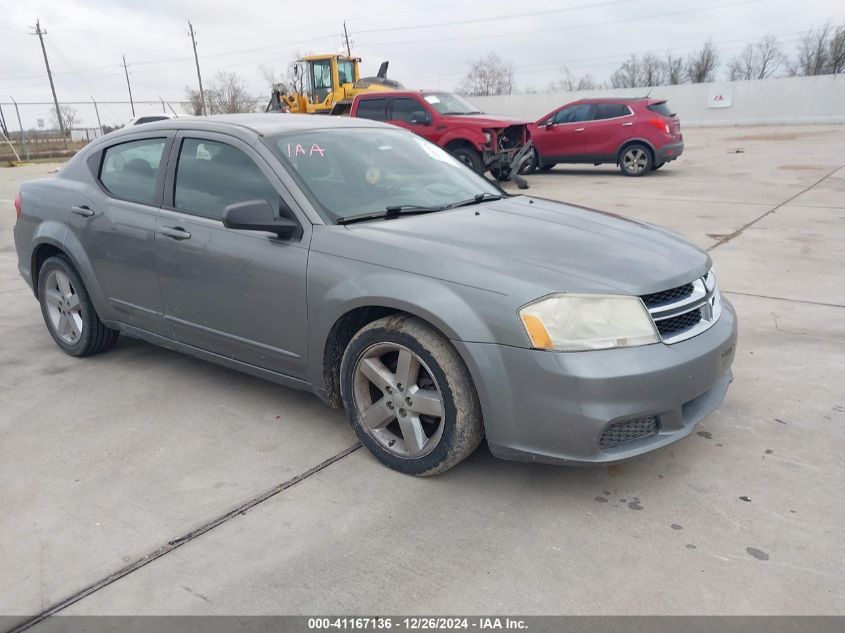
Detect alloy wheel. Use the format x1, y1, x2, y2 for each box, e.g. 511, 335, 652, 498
44, 269, 83, 344
353, 343, 445, 459
623, 148, 648, 174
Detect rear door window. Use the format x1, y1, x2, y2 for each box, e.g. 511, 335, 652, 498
553, 104, 592, 124
99, 138, 166, 205
174, 138, 280, 220
356, 98, 387, 121
592, 104, 631, 120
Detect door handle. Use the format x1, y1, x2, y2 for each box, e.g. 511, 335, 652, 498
574, 127, 585, 132
622, 122, 633, 127
160, 226, 192, 240
71, 205, 94, 217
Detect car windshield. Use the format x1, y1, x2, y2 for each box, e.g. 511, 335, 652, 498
266, 128, 501, 223
422, 93, 482, 115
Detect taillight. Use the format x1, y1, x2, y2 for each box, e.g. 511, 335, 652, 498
647, 118, 671, 134
14, 192, 22, 219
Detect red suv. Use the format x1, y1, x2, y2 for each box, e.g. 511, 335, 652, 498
350, 91, 531, 180
528, 98, 683, 176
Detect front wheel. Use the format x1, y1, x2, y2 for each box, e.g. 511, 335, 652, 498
340, 315, 483, 476
450, 146, 484, 174
619, 144, 653, 177
37, 254, 119, 356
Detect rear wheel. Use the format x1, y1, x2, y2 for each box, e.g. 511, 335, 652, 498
619, 143, 653, 177
340, 314, 483, 476
37, 255, 119, 357
450, 146, 484, 174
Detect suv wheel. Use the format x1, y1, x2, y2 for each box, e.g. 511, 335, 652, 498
450, 146, 484, 174
340, 314, 483, 476
38, 255, 119, 356
619, 143, 653, 177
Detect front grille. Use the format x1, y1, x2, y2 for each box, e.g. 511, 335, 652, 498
600, 416, 659, 448
655, 308, 703, 337
640, 270, 721, 344
641, 283, 694, 308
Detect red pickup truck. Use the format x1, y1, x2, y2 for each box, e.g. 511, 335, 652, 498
350, 90, 532, 184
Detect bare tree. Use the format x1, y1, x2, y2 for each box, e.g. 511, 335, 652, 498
686, 40, 720, 83
457, 52, 514, 96
728, 36, 785, 81
830, 24, 845, 74
610, 55, 642, 88
185, 72, 256, 115
641, 53, 665, 86
50, 105, 78, 131
547, 67, 600, 92
261, 50, 307, 95
664, 53, 685, 84
209, 72, 257, 114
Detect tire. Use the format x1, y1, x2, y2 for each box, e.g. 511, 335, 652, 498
488, 166, 511, 181
450, 146, 484, 174
619, 143, 653, 177
340, 314, 483, 476
539, 163, 556, 171
37, 254, 119, 357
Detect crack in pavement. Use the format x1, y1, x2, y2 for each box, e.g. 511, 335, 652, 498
706, 162, 845, 252
723, 290, 845, 310
5, 442, 362, 633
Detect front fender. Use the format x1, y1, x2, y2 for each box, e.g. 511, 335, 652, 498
439, 129, 487, 152
306, 251, 501, 390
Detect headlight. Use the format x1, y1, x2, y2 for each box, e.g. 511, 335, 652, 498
519, 294, 659, 351
483, 132, 492, 143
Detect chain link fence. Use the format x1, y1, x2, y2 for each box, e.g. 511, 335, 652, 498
0, 99, 192, 161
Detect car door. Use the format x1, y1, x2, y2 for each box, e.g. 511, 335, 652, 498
582, 103, 635, 161
532, 103, 592, 162
154, 131, 311, 379
387, 96, 440, 143
70, 133, 174, 334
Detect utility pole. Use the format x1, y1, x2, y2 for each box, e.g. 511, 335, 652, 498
122, 56, 135, 116
32, 19, 67, 146
343, 21, 352, 57
91, 96, 103, 136
188, 21, 207, 116
11, 98, 30, 160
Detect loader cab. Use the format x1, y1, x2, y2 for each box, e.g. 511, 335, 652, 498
301, 55, 361, 107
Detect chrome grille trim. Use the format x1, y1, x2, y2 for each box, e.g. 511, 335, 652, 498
642, 270, 722, 344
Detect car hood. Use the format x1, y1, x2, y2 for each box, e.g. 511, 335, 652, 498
317, 196, 710, 303
438, 113, 530, 128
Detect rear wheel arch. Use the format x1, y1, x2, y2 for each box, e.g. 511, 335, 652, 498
31, 242, 65, 293
617, 139, 655, 165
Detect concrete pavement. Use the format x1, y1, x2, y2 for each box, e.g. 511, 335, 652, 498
1, 125, 843, 623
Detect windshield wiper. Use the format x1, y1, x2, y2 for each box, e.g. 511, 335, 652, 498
446, 193, 504, 209
337, 204, 446, 226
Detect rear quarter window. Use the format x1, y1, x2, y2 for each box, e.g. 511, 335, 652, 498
98, 138, 166, 205
647, 102, 674, 117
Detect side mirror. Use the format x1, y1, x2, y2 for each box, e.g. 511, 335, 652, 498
410, 111, 431, 125
223, 200, 300, 239
545, 118, 555, 129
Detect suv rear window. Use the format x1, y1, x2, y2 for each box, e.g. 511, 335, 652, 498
356, 97, 387, 121
647, 102, 674, 117
592, 104, 631, 120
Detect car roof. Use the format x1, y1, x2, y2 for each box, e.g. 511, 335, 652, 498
356, 89, 453, 99
571, 97, 666, 104
108, 113, 389, 140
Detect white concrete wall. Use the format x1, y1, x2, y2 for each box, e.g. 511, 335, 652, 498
470, 74, 845, 127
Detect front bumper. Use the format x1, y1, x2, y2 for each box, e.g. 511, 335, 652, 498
656, 140, 684, 163
454, 299, 737, 465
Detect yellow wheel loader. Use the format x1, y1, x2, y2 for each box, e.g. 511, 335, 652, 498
266, 54, 402, 115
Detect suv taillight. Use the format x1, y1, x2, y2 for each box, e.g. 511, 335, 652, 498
14, 192, 22, 219
647, 118, 671, 134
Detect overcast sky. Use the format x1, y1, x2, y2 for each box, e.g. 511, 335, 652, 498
2, 0, 843, 127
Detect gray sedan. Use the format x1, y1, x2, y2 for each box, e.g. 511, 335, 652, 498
13, 114, 737, 475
